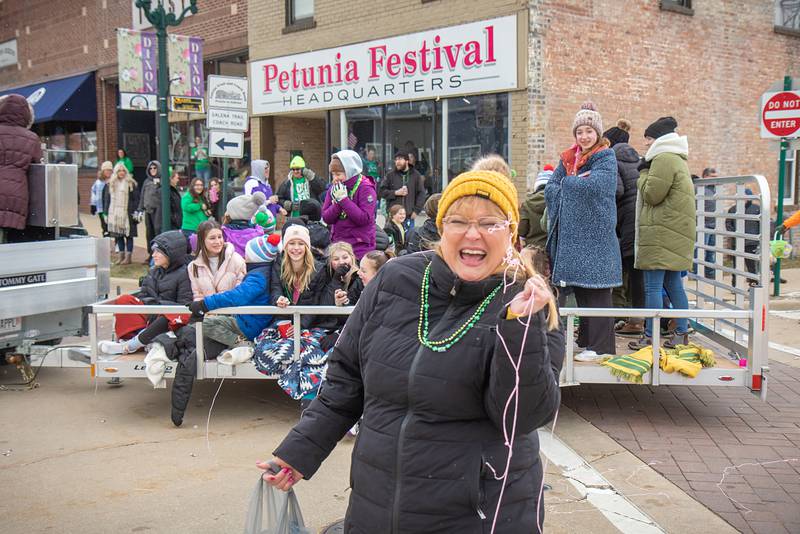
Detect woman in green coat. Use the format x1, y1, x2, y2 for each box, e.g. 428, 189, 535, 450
115, 148, 134, 175
630, 117, 696, 350
181, 178, 211, 236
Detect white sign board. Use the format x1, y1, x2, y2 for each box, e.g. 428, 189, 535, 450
121, 92, 157, 111
250, 15, 518, 115
0, 39, 18, 69
207, 75, 249, 110
207, 109, 248, 131
761, 90, 800, 139
132, 0, 192, 31
208, 131, 244, 158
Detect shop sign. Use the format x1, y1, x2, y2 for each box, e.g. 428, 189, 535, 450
170, 96, 204, 113
250, 15, 518, 115
0, 39, 18, 69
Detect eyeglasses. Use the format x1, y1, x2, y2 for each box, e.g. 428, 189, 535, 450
441, 216, 510, 235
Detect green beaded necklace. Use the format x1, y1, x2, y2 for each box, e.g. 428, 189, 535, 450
417, 262, 502, 353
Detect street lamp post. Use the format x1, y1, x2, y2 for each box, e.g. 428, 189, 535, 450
134, 0, 198, 233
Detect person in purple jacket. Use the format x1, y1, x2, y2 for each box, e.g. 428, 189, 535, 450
322, 150, 376, 260
244, 159, 284, 217
190, 192, 265, 257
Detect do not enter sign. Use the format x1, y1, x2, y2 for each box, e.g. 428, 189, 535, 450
761, 90, 800, 139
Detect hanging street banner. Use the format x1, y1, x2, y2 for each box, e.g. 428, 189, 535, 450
168, 34, 204, 101
117, 28, 158, 110
249, 15, 519, 115
117, 29, 204, 112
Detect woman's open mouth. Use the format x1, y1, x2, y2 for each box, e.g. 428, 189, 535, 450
459, 248, 487, 266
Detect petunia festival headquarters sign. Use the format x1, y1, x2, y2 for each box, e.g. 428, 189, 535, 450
249, 15, 519, 115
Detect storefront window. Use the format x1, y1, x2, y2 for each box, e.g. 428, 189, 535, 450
345, 106, 383, 182
38, 123, 98, 169
385, 100, 441, 193
446, 93, 509, 177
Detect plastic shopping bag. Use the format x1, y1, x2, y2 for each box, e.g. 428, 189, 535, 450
244, 470, 311, 534
770, 231, 793, 260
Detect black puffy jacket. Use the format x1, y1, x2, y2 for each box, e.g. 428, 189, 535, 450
140, 231, 193, 305
306, 265, 364, 330
613, 143, 640, 258
274, 252, 564, 533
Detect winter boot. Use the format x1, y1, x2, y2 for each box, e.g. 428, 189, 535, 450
628, 336, 653, 351
615, 319, 644, 337
121, 252, 132, 265
663, 332, 690, 349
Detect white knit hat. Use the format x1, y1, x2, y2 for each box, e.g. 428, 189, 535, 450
282, 224, 311, 250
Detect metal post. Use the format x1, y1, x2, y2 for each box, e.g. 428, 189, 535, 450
774, 75, 792, 297
156, 26, 171, 232
136, 0, 199, 233
221, 157, 229, 220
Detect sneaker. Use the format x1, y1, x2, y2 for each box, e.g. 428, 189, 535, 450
574, 350, 603, 362
628, 336, 653, 351
98, 340, 125, 355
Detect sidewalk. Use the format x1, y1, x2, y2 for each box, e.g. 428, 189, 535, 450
82, 214, 151, 263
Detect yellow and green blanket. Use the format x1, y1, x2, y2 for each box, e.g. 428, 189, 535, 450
601, 343, 716, 383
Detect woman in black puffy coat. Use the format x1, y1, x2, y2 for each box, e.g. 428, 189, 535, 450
259, 169, 563, 533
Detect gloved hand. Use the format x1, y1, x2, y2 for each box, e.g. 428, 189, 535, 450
637, 158, 651, 172
331, 182, 348, 203
187, 299, 208, 318
776, 224, 786, 236
90, 205, 97, 215
302, 167, 315, 180
334, 264, 351, 283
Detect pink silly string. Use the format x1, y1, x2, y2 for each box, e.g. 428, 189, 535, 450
486, 232, 559, 534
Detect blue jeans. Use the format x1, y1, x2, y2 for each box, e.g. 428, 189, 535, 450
196, 166, 211, 184
704, 234, 716, 278
643, 269, 689, 338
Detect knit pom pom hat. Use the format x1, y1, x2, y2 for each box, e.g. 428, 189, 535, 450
254, 210, 276, 234
282, 224, 312, 251
436, 170, 520, 238
572, 101, 604, 137
534, 166, 555, 193
245, 233, 281, 263
603, 119, 632, 147
225, 192, 266, 221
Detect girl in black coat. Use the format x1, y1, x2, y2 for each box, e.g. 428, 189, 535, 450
384, 203, 408, 254
260, 170, 563, 533
307, 241, 364, 341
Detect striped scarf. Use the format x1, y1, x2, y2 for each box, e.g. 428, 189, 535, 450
601, 343, 716, 383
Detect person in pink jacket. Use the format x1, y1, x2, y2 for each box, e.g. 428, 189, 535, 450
188, 220, 247, 300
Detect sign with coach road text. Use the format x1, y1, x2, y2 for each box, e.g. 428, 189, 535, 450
761, 90, 800, 139
207, 108, 248, 131
249, 15, 519, 115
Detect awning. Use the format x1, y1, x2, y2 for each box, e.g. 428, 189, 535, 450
0, 72, 96, 123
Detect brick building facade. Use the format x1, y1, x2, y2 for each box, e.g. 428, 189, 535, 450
246, 0, 800, 211
0, 0, 248, 212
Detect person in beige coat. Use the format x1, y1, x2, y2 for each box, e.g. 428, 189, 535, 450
188, 220, 246, 300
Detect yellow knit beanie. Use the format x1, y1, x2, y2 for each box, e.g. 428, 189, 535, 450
436, 170, 520, 237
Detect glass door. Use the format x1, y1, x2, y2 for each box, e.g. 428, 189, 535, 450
344, 106, 384, 186
384, 100, 441, 195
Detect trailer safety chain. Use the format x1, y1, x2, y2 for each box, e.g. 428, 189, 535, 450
0, 345, 89, 391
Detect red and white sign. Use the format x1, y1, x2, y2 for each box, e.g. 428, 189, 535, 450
761, 90, 800, 139
249, 15, 519, 115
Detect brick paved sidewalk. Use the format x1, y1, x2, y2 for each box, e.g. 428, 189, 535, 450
561, 361, 800, 534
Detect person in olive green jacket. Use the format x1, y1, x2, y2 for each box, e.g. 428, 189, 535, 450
181, 178, 211, 237
519, 165, 553, 249
630, 117, 696, 350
